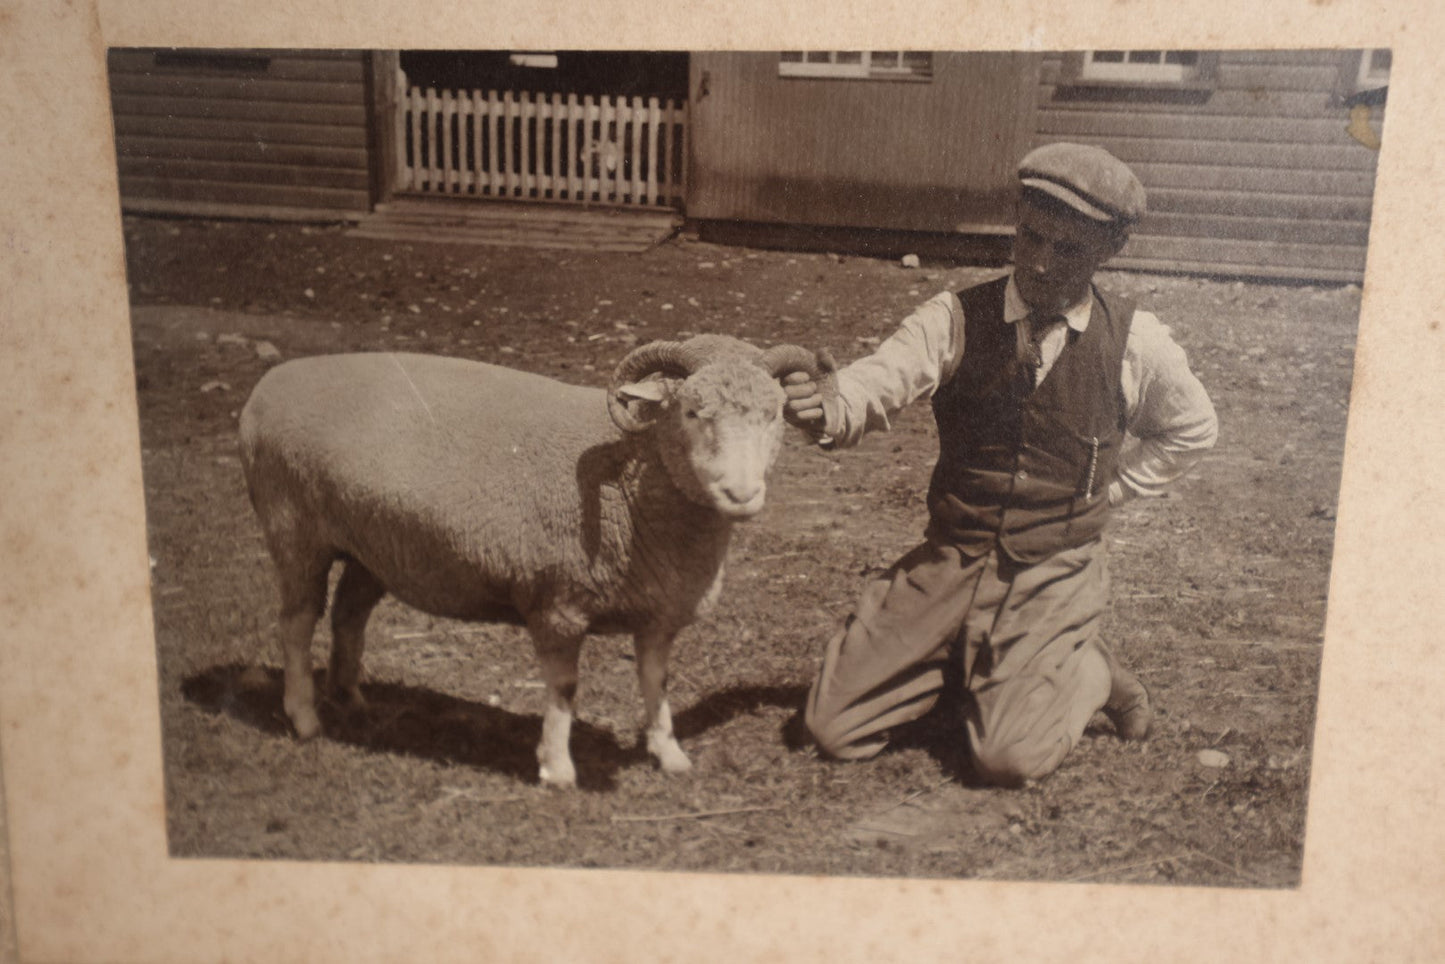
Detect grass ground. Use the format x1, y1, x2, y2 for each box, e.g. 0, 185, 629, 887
124, 214, 1357, 886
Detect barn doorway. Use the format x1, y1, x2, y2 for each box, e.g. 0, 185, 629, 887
389, 51, 690, 210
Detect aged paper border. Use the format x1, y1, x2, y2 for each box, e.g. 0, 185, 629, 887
2, 1, 1440, 961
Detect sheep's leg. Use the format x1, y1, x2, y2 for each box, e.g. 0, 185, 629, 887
634, 627, 691, 774
528, 616, 584, 788
275, 556, 332, 741
326, 559, 386, 711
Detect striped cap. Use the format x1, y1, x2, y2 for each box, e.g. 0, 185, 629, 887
1017, 142, 1146, 226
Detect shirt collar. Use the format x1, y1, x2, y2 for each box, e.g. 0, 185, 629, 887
1003, 273, 1094, 332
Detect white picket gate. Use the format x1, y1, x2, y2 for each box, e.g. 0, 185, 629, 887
394, 74, 688, 209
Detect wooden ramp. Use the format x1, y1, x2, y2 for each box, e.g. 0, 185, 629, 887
350, 197, 682, 252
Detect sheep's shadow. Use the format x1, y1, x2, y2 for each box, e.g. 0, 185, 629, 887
179, 664, 806, 792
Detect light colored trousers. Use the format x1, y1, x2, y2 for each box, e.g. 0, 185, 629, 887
805, 538, 1114, 785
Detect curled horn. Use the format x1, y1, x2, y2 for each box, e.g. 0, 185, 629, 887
607, 340, 697, 433
759, 343, 826, 381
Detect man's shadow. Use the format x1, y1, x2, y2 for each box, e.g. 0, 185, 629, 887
774, 661, 997, 788
180, 664, 808, 792
779, 698, 980, 786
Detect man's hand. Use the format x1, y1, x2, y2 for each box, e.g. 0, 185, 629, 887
782, 348, 839, 439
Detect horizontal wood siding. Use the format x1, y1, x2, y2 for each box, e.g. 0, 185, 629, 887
686, 52, 1037, 233
108, 48, 374, 219
1035, 49, 1385, 281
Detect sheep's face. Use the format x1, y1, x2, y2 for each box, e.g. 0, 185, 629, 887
656, 363, 787, 518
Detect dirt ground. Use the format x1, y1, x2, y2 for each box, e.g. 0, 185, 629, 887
124, 212, 1358, 887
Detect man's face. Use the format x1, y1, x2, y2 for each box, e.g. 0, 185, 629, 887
1011, 197, 1125, 315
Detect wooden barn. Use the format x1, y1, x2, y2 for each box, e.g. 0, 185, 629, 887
1036, 48, 1388, 282
108, 48, 380, 221
686, 49, 1387, 282
106, 48, 1388, 282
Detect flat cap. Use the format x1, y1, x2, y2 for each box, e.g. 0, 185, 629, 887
1018, 142, 1146, 226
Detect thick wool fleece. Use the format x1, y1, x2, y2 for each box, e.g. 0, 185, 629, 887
239, 352, 740, 638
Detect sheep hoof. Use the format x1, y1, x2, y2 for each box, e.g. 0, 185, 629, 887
326, 682, 368, 712
650, 738, 693, 775
537, 758, 577, 789
289, 707, 322, 741
537, 751, 575, 786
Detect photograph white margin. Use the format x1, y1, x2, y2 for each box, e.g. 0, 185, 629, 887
1, 0, 1440, 961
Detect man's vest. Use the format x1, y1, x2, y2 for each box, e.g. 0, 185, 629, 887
926, 276, 1134, 564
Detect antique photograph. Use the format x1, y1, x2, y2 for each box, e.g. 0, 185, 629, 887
113, 47, 1385, 886
15, 0, 1445, 948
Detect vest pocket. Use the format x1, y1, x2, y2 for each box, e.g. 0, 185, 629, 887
1027, 407, 1119, 498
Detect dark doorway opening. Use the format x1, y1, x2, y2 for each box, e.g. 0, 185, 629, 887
399, 51, 689, 101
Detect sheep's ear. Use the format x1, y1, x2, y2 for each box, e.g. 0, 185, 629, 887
615, 379, 667, 403
608, 377, 673, 432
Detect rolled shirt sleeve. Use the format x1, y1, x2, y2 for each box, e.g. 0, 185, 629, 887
818, 289, 1217, 504
1109, 310, 1219, 505
821, 291, 965, 448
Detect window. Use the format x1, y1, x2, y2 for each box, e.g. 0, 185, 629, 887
1055, 50, 1219, 98
779, 51, 932, 81
1354, 48, 1391, 90
508, 53, 559, 69
1335, 48, 1390, 106
1076, 50, 1207, 85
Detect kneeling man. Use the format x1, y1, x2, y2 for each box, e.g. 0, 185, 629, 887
784, 143, 1218, 786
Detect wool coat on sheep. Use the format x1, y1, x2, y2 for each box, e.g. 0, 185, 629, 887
241, 352, 736, 640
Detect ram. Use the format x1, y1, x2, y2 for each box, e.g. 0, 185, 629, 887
238, 336, 823, 787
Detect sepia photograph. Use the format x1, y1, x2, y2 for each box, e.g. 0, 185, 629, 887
4, 0, 1444, 959
120, 48, 1378, 883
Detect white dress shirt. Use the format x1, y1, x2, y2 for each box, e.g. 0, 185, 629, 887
821, 273, 1219, 505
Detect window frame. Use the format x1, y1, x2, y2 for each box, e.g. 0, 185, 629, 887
1059, 50, 1219, 91
778, 51, 933, 83
507, 52, 560, 70
1333, 48, 1390, 101
1354, 48, 1391, 89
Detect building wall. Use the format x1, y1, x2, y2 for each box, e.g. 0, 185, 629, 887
686, 52, 1038, 234
1034, 49, 1384, 281
108, 49, 376, 220
107, 48, 1385, 282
